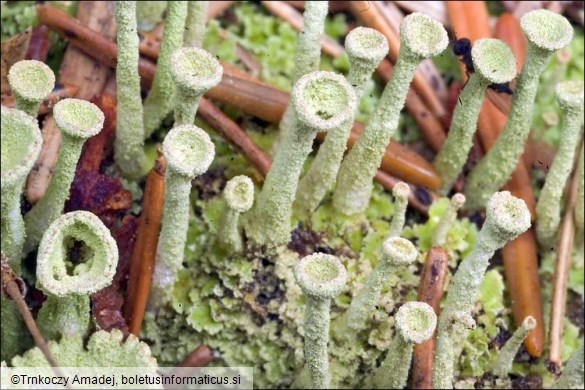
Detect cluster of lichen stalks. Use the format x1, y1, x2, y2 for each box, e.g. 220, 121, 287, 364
1, 2, 584, 389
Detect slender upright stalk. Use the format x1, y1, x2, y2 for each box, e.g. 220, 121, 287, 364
335, 237, 418, 337
433, 191, 531, 388
465, 10, 573, 211
295, 253, 347, 389
387, 182, 410, 238
24, 99, 104, 254
433, 39, 516, 194
273, 1, 328, 155
536, 80, 584, 247
7, 60, 55, 117
170, 47, 222, 126
248, 71, 356, 248
432, 193, 466, 247
371, 302, 437, 389
576, 146, 584, 234
143, 1, 188, 137
35, 211, 118, 340
217, 175, 254, 253
1, 108, 42, 272
184, 1, 209, 48
115, 1, 146, 179
492, 316, 537, 378
333, 13, 448, 215
151, 125, 214, 305
295, 27, 388, 217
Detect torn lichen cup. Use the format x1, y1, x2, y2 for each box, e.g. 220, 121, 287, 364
170, 47, 223, 126
114, 0, 147, 179
371, 302, 437, 389
295, 253, 347, 389
217, 175, 254, 253
7, 60, 55, 117
536, 80, 584, 248
433, 39, 517, 194
335, 236, 418, 336
492, 316, 537, 378
434, 191, 531, 388
1, 107, 42, 273
333, 13, 448, 215
249, 71, 356, 248
295, 27, 388, 218
24, 99, 104, 254
35, 211, 118, 340
465, 10, 573, 211
151, 125, 214, 304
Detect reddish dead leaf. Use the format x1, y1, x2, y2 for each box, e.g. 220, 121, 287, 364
1, 28, 32, 94
25, 25, 52, 62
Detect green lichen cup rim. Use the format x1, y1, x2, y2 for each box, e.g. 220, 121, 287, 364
8, 60, 55, 103
471, 39, 517, 84
395, 301, 437, 344
0, 106, 43, 188
382, 236, 418, 266
224, 175, 254, 213
486, 191, 531, 239
53, 98, 105, 139
294, 253, 347, 299
345, 27, 389, 64
400, 12, 448, 58
36, 211, 118, 297
292, 71, 357, 132
170, 47, 223, 95
521, 9, 573, 51
555, 80, 584, 110
162, 124, 215, 178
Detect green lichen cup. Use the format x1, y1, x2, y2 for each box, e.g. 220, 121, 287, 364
8, 60, 55, 117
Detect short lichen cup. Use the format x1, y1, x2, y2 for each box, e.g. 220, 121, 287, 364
35, 211, 118, 340
24, 99, 104, 254
1, 107, 42, 272
7, 60, 55, 117
536, 80, 584, 247
433, 39, 516, 194
218, 175, 254, 253
465, 10, 573, 211
151, 125, 215, 305
333, 13, 448, 215
295, 253, 348, 389
249, 71, 356, 248
170, 47, 223, 126
371, 302, 437, 389
336, 236, 418, 336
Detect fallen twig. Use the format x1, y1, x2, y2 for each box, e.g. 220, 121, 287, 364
548, 144, 583, 371
177, 345, 215, 368
125, 153, 166, 336
411, 247, 449, 389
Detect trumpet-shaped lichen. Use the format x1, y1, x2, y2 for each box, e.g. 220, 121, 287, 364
465, 10, 573, 211
333, 13, 448, 215
7, 60, 55, 117
295, 27, 388, 217
35, 211, 118, 340
1, 107, 42, 272
433, 39, 516, 194
248, 71, 356, 248
217, 175, 254, 253
434, 191, 531, 388
24, 99, 105, 254
114, 0, 147, 179
170, 47, 222, 126
387, 182, 410, 238
151, 125, 215, 305
536, 80, 584, 247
